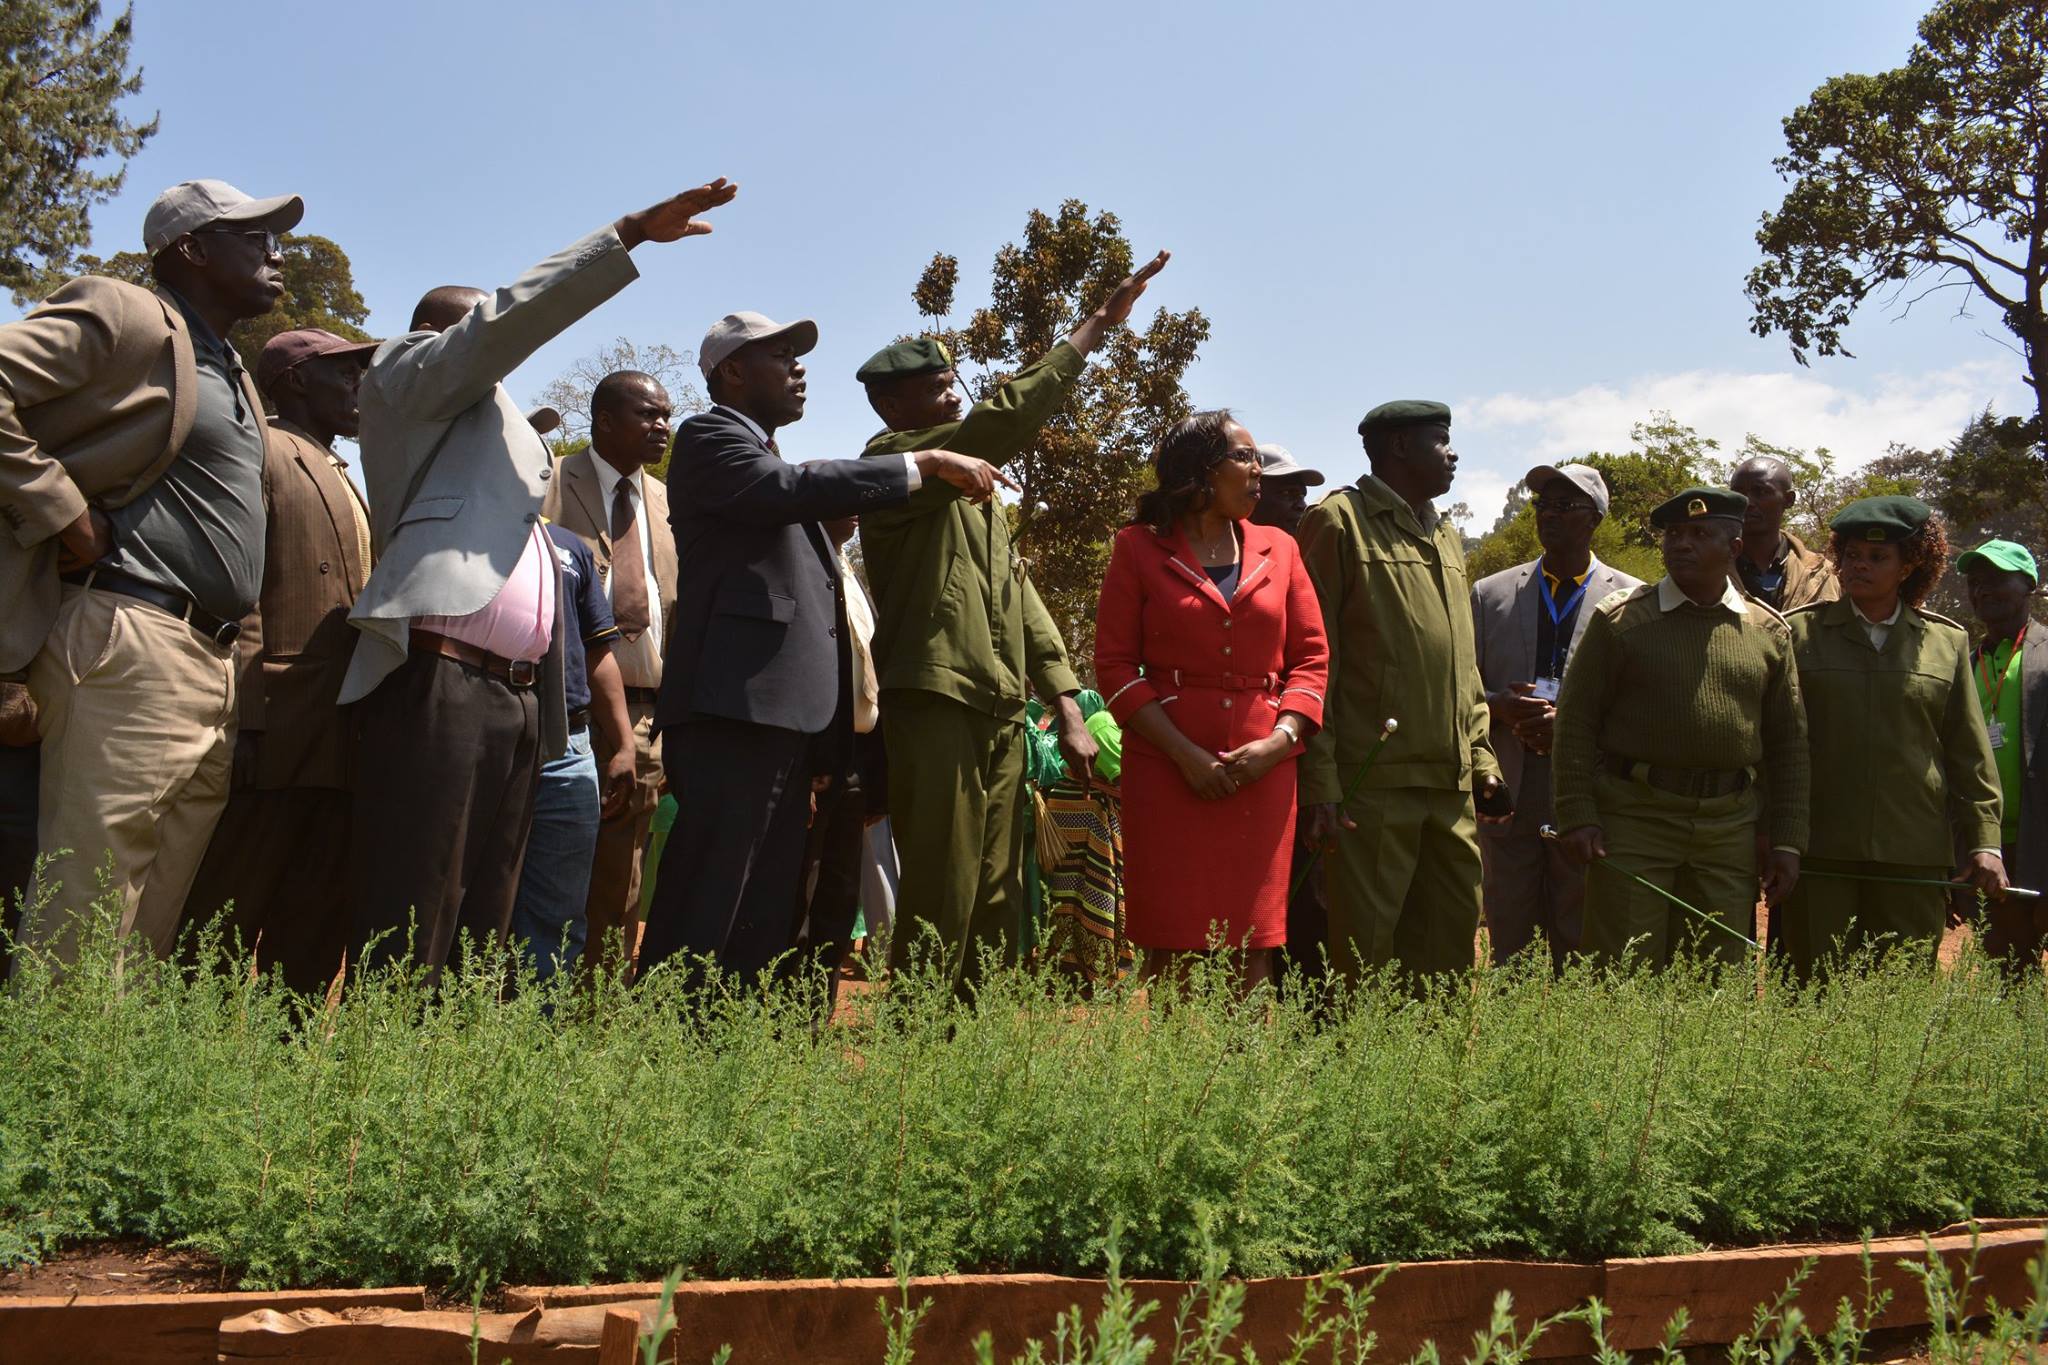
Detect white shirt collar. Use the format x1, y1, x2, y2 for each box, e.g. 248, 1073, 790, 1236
715, 403, 771, 448
1851, 598, 1904, 628
1656, 575, 1749, 616
587, 449, 642, 502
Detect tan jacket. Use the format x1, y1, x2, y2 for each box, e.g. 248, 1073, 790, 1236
0, 277, 262, 672
232, 420, 372, 790
540, 447, 677, 685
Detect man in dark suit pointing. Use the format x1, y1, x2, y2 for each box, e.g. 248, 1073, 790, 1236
639, 312, 1004, 985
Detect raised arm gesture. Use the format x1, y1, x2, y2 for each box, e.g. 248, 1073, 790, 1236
615, 178, 740, 249
1069, 250, 1171, 357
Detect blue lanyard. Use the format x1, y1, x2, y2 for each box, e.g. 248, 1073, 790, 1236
1541, 568, 1590, 674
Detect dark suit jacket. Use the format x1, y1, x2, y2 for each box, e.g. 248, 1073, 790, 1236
2011, 622, 2048, 886
235, 420, 372, 790
655, 406, 910, 738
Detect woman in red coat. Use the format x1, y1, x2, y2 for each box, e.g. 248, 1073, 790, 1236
1094, 411, 1329, 986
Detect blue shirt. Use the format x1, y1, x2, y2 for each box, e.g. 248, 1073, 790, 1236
548, 525, 618, 716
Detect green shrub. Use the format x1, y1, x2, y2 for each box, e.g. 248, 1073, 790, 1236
0, 916, 2043, 1293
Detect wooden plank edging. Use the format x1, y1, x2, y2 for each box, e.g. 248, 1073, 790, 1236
0, 1285, 423, 1365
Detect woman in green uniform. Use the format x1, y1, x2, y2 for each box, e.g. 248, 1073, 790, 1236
1782, 496, 2007, 977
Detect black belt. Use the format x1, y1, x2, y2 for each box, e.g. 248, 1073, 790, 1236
409, 628, 538, 689
567, 706, 592, 730
1602, 752, 1750, 799
61, 567, 241, 647
623, 686, 660, 703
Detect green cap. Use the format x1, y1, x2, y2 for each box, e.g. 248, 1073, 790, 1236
1650, 486, 1747, 528
1829, 495, 1930, 544
855, 337, 954, 385
1955, 538, 2039, 584
1357, 399, 1451, 437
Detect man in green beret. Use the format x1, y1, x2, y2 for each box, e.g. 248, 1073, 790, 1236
1298, 400, 1508, 982
855, 250, 1168, 986
1553, 487, 1809, 967
1959, 537, 2048, 969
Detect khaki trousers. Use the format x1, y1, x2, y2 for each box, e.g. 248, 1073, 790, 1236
24, 585, 235, 966
1580, 771, 1758, 969
580, 695, 662, 982
1780, 857, 1945, 979
1325, 784, 1482, 982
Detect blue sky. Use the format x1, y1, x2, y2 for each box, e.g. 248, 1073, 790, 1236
19, 0, 2032, 527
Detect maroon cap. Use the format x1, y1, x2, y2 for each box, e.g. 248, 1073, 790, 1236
256, 328, 379, 395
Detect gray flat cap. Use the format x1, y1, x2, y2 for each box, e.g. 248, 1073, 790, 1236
142, 179, 303, 255
1256, 443, 1325, 486
698, 311, 819, 378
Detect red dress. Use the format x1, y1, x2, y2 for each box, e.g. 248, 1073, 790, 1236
1094, 522, 1329, 950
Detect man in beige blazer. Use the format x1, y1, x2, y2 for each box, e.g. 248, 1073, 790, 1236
183, 329, 376, 991
0, 179, 300, 968
344, 178, 735, 975
541, 370, 678, 979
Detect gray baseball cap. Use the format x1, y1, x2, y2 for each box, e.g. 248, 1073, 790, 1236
1256, 443, 1325, 486
697, 311, 819, 378
1525, 463, 1610, 514
142, 179, 304, 255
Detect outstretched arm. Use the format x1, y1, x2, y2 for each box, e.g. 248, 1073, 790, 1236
1067, 251, 1170, 358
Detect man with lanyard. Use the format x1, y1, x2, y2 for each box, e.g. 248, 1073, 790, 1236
1959, 538, 2048, 968
1471, 465, 1642, 968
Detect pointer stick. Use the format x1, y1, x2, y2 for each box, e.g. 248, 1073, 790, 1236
1288, 718, 1398, 902
1539, 824, 1761, 950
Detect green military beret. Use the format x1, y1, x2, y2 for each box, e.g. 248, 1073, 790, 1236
855, 336, 954, 385
1955, 538, 2038, 583
1357, 399, 1452, 437
1649, 485, 1747, 528
1829, 495, 1929, 544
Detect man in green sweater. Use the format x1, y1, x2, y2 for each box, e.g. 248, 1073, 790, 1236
1552, 487, 1810, 967
854, 250, 1168, 984
1299, 400, 1508, 982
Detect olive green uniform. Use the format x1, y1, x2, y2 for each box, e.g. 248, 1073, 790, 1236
1781, 599, 2002, 974
1298, 476, 1499, 981
858, 342, 1086, 981
1552, 578, 1811, 968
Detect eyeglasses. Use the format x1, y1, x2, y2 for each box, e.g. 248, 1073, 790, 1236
1219, 449, 1261, 467
1532, 497, 1595, 514
198, 228, 282, 254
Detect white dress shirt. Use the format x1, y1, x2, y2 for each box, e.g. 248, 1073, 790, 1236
588, 450, 663, 688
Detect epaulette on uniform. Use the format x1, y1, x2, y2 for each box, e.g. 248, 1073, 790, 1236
1745, 596, 1792, 635
1914, 605, 1968, 633
1595, 583, 1660, 634
1593, 584, 1653, 616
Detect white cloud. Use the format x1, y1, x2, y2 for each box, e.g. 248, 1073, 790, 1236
1448, 361, 2034, 531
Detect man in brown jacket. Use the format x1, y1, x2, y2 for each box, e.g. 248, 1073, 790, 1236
540, 370, 678, 980
0, 179, 300, 968
1729, 455, 1839, 611
181, 329, 376, 990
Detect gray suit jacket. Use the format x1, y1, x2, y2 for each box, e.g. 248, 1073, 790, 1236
2011, 623, 2048, 885
1470, 556, 1642, 828
340, 226, 639, 744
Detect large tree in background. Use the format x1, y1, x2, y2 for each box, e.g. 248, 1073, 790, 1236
909, 200, 1209, 658
1745, 0, 2048, 442
2, 1, 157, 302
52, 232, 370, 369
534, 337, 704, 478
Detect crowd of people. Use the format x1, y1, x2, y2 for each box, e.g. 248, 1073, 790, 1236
0, 173, 2044, 997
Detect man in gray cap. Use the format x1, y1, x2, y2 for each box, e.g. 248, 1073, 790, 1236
1250, 444, 1325, 538
1469, 463, 1642, 969
639, 311, 1005, 986
0, 177, 299, 969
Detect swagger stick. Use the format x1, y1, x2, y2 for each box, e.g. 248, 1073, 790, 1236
1288, 717, 1399, 902
1797, 868, 2041, 900
1538, 825, 1762, 950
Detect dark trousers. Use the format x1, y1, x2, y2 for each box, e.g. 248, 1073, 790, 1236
794, 771, 867, 983
639, 715, 813, 987
351, 650, 541, 974
184, 786, 353, 993
0, 742, 39, 944
1275, 837, 1329, 990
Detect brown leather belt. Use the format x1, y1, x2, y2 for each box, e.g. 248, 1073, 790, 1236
1601, 752, 1750, 799
411, 627, 538, 689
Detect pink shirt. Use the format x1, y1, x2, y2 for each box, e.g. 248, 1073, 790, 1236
417, 520, 556, 662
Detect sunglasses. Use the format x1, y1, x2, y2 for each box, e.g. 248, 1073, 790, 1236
197, 227, 282, 254
1532, 497, 1595, 514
